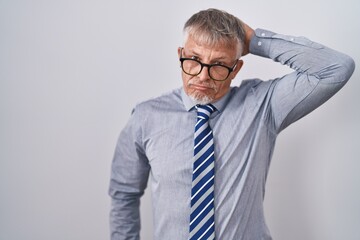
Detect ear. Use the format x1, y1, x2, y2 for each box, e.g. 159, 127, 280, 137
178, 47, 182, 58
177, 47, 183, 67
230, 59, 244, 79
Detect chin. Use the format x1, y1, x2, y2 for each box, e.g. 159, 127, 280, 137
189, 92, 214, 105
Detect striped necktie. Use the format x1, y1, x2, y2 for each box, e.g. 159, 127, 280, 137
189, 104, 216, 240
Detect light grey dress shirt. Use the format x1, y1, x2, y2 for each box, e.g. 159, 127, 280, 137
109, 29, 355, 240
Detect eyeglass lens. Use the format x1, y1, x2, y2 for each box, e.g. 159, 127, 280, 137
182, 59, 230, 81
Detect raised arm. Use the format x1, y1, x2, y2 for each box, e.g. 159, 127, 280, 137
244, 25, 355, 132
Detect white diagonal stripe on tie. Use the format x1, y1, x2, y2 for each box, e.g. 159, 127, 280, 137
193, 151, 214, 174
190, 175, 214, 201
191, 187, 213, 211
194, 140, 213, 160
194, 130, 212, 150
192, 159, 214, 187
195, 121, 208, 139
198, 221, 215, 240
189, 198, 214, 226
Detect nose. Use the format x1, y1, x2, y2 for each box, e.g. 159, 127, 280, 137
198, 66, 211, 82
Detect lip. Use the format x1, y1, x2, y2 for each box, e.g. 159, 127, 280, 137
190, 83, 214, 91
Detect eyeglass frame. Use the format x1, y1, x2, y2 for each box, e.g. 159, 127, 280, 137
179, 47, 239, 81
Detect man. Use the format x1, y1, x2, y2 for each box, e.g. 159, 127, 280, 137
109, 8, 355, 240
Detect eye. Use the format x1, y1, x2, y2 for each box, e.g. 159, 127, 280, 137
191, 56, 200, 61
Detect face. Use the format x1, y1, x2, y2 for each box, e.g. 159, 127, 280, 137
178, 36, 243, 104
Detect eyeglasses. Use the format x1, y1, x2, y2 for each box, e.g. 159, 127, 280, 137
179, 48, 238, 81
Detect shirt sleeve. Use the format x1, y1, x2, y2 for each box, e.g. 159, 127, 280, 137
249, 28, 355, 132
109, 106, 150, 240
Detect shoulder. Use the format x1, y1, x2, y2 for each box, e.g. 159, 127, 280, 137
133, 88, 183, 115
123, 88, 183, 131
231, 78, 276, 96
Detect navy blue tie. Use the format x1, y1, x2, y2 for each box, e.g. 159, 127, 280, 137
189, 104, 216, 240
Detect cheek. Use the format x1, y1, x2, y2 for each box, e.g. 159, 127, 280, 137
181, 74, 193, 93
214, 81, 231, 96
182, 73, 190, 86
217, 81, 231, 91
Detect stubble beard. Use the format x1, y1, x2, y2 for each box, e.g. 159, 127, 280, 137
187, 81, 218, 105
188, 92, 214, 105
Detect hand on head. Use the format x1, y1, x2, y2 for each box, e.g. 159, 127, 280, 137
239, 21, 255, 56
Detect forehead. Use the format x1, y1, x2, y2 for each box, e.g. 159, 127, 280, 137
184, 35, 239, 60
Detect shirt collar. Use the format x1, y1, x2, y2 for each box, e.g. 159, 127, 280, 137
181, 87, 231, 113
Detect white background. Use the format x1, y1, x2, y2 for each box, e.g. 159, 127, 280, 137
1, 0, 359, 239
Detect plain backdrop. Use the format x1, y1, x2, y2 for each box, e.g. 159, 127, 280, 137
1, 0, 359, 239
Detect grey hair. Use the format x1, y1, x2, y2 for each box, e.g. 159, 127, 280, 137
183, 8, 246, 57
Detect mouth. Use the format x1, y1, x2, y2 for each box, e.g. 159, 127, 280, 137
189, 83, 215, 92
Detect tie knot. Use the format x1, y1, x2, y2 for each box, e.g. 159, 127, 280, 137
196, 104, 215, 121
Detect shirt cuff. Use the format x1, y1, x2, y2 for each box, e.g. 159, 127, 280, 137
249, 28, 275, 58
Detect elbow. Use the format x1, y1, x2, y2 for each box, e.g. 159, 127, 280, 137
337, 54, 355, 84
344, 55, 355, 80
316, 53, 356, 85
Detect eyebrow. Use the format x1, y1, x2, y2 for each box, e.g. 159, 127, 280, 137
185, 49, 230, 62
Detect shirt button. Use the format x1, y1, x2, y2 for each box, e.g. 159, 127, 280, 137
290, 37, 294, 41
258, 41, 262, 46
261, 32, 266, 37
